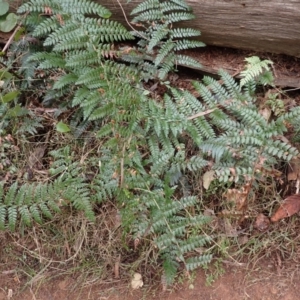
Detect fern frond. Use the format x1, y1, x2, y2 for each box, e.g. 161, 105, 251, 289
33, 15, 61, 37
132, 10, 163, 23
148, 24, 169, 51
175, 54, 202, 68
174, 40, 205, 51
240, 56, 273, 87
131, 0, 160, 14
186, 254, 213, 271
53, 73, 78, 90
170, 28, 201, 38
27, 52, 66, 69
165, 12, 195, 24
18, 0, 112, 18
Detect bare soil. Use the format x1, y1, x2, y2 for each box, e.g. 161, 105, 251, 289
1, 261, 300, 300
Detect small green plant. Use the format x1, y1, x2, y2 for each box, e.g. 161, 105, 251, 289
0, 0, 18, 32
265, 91, 285, 116
204, 259, 225, 286
0, 57, 43, 136
240, 56, 274, 87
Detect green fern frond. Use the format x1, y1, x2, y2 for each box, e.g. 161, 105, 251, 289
60, 0, 112, 17
28, 52, 66, 69
174, 40, 205, 51
175, 54, 202, 68
162, 254, 178, 285
240, 56, 273, 87
131, 0, 160, 14
33, 15, 61, 37
165, 12, 195, 24
186, 254, 213, 271
0, 178, 95, 230
155, 40, 175, 65
18, 0, 112, 18
53, 73, 78, 90
132, 10, 163, 23
170, 28, 201, 38
18, 0, 61, 14
43, 22, 82, 46
148, 25, 169, 51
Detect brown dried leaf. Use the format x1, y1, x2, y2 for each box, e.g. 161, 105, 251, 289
223, 218, 238, 237
56, 14, 64, 25
131, 273, 143, 289
270, 195, 300, 222
287, 158, 300, 181
223, 184, 250, 211
44, 6, 52, 15
259, 107, 272, 121
28, 146, 46, 169
203, 170, 215, 190
254, 213, 270, 231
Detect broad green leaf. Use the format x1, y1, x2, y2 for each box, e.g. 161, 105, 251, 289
1, 90, 20, 103
0, 13, 18, 32
0, 1, 9, 16
0, 70, 13, 79
56, 121, 71, 133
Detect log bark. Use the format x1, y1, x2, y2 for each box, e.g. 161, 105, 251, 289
99, 0, 300, 57
9, 0, 300, 56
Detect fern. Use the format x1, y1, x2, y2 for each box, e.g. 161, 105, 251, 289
128, 0, 204, 79
240, 56, 274, 87
0, 178, 95, 230
19, 0, 112, 18
11, 0, 300, 286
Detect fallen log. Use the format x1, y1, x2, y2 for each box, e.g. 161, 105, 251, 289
9, 0, 300, 57
99, 0, 300, 58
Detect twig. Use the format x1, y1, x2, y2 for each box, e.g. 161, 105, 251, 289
115, 0, 148, 40
26, 259, 53, 286
187, 108, 216, 120
0, 61, 23, 79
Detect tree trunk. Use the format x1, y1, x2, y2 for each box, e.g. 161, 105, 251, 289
100, 0, 300, 57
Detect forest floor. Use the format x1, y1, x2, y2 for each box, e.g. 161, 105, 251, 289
1, 45, 300, 300
1, 258, 300, 300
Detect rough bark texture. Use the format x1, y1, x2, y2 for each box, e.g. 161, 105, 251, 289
100, 0, 300, 57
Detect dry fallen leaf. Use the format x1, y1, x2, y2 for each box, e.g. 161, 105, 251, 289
131, 273, 143, 290
254, 213, 270, 231
270, 194, 300, 222
223, 218, 238, 237
287, 158, 300, 181
223, 184, 250, 211
259, 107, 272, 121
203, 170, 215, 190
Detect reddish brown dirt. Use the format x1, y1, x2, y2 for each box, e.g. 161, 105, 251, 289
1, 262, 300, 300
182, 46, 300, 88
